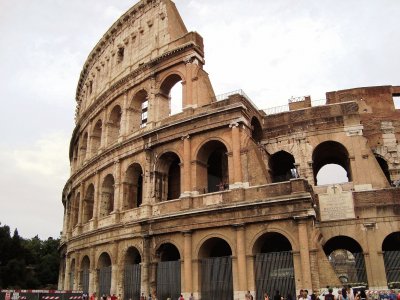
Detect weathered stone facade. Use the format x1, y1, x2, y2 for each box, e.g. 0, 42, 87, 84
59, 1, 400, 299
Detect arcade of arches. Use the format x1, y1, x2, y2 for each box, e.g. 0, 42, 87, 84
60, 0, 400, 299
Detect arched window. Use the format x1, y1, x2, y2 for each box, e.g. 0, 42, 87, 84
382, 232, 400, 287
80, 132, 88, 163
80, 256, 90, 293
199, 238, 233, 300
323, 236, 367, 286
100, 175, 115, 217
197, 140, 229, 194
107, 105, 122, 144
130, 90, 149, 130
251, 117, 263, 143
82, 184, 94, 223
71, 193, 80, 228
156, 152, 181, 201
98, 253, 112, 296
160, 74, 183, 117
124, 247, 141, 300
123, 164, 143, 209
156, 243, 181, 300
269, 151, 297, 183
91, 120, 102, 154
313, 141, 351, 186
253, 233, 295, 298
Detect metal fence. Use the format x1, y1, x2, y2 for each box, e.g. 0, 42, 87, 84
201, 256, 233, 300
156, 261, 181, 300
98, 266, 112, 297
254, 251, 295, 300
384, 251, 400, 285
124, 264, 141, 300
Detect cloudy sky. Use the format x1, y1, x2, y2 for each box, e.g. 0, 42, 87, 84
0, 0, 399, 239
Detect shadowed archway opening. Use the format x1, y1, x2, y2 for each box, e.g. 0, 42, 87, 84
253, 233, 295, 300
313, 141, 351, 186
83, 184, 94, 223
382, 232, 400, 288
251, 117, 263, 143
156, 152, 181, 201
156, 243, 181, 300
124, 247, 142, 300
98, 253, 112, 297
375, 155, 391, 185
269, 151, 297, 183
323, 236, 367, 286
80, 256, 90, 294
100, 175, 115, 217
199, 238, 233, 300
123, 163, 143, 209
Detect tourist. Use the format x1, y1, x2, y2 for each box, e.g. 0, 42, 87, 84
325, 288, 336, 300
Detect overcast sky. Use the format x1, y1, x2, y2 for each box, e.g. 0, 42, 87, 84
0, 0, 399, 239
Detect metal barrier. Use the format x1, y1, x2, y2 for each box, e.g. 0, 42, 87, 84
0, 290, 83, 300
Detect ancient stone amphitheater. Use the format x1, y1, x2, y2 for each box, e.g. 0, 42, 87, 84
59, 1, 400, 300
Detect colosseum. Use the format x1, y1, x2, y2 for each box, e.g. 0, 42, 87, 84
58, 1, 400, 300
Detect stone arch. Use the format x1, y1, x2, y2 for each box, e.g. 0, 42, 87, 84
80, 255, 90, 293
130, 89, 149, 130
196, 139, 230, 193
195, 233, 236, 259
382, 231, 400, 287
107, 105, 122, 144
159, 72, 185, 117
80, 132, 89, 163
251, 116, 263, 143
71, 192, 80, 228
269, 150, 297, 183
124, 246, 142, 300
155, 151, 181, 201
374, 154, 391, 184
323, 235, 367, 286
73, 141, 79, 169
100, 174, 115, 217
252, 232, 295, 299
123, 163, 144, 210
312, 141, 352, 185
155, 242, 182, 300
91, 119, 103, 155
198, 236, 233, 300
250, 228, 297, 254
98, 252, 112, 296
82, 184, 94, 223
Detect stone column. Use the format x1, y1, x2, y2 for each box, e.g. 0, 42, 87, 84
78, 183, 85, 229
119, 90, 129, 139
89, 248, 97, 295
64, 253, 71, 290
183, 231, 193, 297
230, 122, 243, 186
100, 108, 108, 149
111, 242, 119, 295
182, 135, 192, 195
93, 172, 100, 229
297, 219, 312, 290
113, 160, 121, 219
363, 223, 388, 289
235, 224, 248, 298
141, 236, 151, 296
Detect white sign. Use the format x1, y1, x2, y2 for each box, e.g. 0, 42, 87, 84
319, 185, 355, 221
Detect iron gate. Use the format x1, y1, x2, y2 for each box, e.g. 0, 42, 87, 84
157, 261, 181, 300
329, 252, 367, 286
201, 256, 233, 300
124, 264, 141, 300
69, 272, 75, 290
81, 267, 90, 293
98, 266, 112, 296
255, 251, 295, 300
383, 251, 400, 285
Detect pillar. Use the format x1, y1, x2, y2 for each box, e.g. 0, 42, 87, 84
78, 183, 84, 228
235, 224, 248, 298
141, 235, 151, 296
120, 91, 129, 138
297, 219, 312, 290
230, 122, 243, 185
182, 135, 192, 195
64, 253, 71, 290
183, 231, 193, 297
89, 248, 97, 295
111, 242, 119, 294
